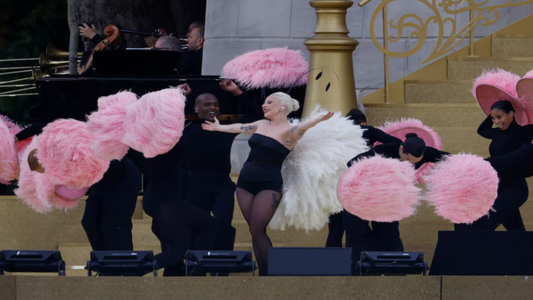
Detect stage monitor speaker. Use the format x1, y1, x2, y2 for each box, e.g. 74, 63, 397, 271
356, 251, 428, 276
86, 251, 157, 276
184, 250, 256, 276
430, 231, 533, 275
268, 247, 352, 276
0, 250, 65, 275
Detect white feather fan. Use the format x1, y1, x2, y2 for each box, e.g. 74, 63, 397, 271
269, 105, 369, 231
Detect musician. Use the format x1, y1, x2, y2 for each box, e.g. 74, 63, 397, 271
179, 21, 204, 75
178, 80, 262, 275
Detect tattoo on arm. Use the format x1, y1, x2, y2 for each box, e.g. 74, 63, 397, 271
240, 125, 255, 132
290, 125, 305, 137
271, 193, 281, 211
284, 138, 296, 147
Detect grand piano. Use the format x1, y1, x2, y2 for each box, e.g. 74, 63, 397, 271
31, 50, 306, 123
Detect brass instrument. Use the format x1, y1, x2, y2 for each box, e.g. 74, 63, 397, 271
0, 44, 81, 97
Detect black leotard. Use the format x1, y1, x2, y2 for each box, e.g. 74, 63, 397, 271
237, 133, 291, 194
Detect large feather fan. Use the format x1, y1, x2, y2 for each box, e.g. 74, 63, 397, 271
269, 105, 369, 231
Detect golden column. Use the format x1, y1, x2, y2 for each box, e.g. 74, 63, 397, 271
302, 0, 359, 117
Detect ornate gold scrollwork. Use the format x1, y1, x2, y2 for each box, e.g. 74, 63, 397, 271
370, 0, 533, 64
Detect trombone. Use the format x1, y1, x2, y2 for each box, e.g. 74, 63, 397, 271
0, 44, 80, 97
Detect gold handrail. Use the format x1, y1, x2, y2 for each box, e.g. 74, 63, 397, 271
361, 0, 533, 103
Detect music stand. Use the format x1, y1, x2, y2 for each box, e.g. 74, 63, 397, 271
92, 50, 181, 75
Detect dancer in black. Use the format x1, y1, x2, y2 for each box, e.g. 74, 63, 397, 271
343, 134, 449, 264
203, 92, 333, 276
138, 137, 218, 276
81, 152, 141, 251
326, 109, 401, 247
455, 100, 533, 231
179, 81, 262, 273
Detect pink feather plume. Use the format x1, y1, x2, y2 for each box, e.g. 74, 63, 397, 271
337, 155, 421, 222
0, 116, 20, 183
423, 154, 499, 224
221, 47, 308, 89
36, 119, 109, 188
14, 139, 52, 213
122, 87, 186, 158
86, 91, 138, 160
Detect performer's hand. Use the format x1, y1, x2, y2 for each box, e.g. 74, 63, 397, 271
79, 23, 97, 39
178, 83, 192, 95
145, 36, 158, 47
219, 79, 243, 96
202, 117, 220, 131
14, 136, 19, 143
319, 111, 334, 122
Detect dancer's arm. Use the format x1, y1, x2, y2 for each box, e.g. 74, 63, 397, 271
364, 126, 402, 145
15, 123, 45, 142
288, 111, 334, 142
477, 115, 494, 139
414, 147, 450, 169
202, 117, 266, 134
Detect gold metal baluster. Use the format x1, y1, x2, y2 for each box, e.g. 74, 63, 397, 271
469, 4, 475, 57
383, 2, 390, 103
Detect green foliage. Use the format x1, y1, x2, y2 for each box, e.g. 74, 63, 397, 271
0, 0, 68, 123
0, 0, 69, 57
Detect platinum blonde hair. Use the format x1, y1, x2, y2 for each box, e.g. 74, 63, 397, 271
271, 92, 300, 115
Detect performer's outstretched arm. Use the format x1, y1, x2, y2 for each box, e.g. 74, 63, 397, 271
288, 111, 334, 142
202, 117, 266, 134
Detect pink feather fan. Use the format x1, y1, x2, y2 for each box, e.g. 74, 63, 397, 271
517, 69, 533, 119
0, 116, 20, 183
122, 87, 186, 158
86, 91, 138, 160
472, 68, 531, 125
337, 155, 421, 222
378, 118, 443, 181
14, 139, 52, 213
15, 138, 89, 212
423, 154, 499, 224
36, 119, 109, 188
221, 47, 309, 89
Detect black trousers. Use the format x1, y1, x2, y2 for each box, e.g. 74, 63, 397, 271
326, 211, 345, 247
150, 200, 218, 276
455, 179, 529, 231
343, 210, 404, 268
81, 158, 141, 251
186, 172, 236, 252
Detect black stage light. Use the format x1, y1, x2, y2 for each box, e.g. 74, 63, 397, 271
356, 251, 428, 276
184, 250, 256, 276
86, 251, 157, 276
0, 250, 66, 276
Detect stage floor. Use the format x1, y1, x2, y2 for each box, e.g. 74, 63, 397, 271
1, 276, 532, 300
